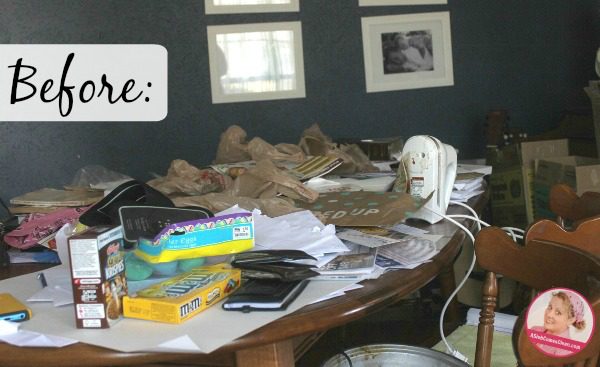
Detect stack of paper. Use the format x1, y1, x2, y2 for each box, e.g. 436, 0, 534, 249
315, 243, 379, 280
304, 172, 397, 193
377, 238, 438, 266
451, 163, 492, 203
334, 226, 442, 272
252, 209, 349, 257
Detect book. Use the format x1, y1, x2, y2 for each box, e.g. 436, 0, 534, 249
222, 279, 308, 312
287, 156, 344, 181
10, 188, 103, 207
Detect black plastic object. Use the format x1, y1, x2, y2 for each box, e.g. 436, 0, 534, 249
79, 180, 173, 227
118, 205, 213, 242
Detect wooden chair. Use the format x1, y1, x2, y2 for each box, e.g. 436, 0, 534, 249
474, 227, 600, 367
525, 217, 600, 257
526, 183, 600, 256
547, 183, 600, 227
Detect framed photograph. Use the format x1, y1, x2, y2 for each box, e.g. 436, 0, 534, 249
359, 0, 447, 5
207, 22, 306, 104
361, 11, 454, 93
205, 0, 300, 14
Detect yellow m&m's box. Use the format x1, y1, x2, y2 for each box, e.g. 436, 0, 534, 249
123, 263, 240, 324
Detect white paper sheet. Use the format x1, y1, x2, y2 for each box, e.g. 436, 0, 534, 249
26, 266, 73, 307
456, 164, 492, 176
253, 209, 349, 257
0, 320, 77, 347
1, 269, 357, 354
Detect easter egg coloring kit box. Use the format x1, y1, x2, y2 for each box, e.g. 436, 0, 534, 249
122, 263, 241, 324
133, 212, 255, 263
67, 225, 127, 329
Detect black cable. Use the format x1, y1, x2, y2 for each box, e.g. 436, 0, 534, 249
339, 350, 353, 367
0, 196, 10, 218
0, 195, 15, 267
0, 217, 9, 268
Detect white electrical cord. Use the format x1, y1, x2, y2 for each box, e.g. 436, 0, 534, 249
449, 201, 482, 232
448, 214, 524, 242
432, 210, 476, 362
426, 204, 524, 362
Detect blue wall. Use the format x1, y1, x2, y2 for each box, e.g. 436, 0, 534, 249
0, 0, 599, 203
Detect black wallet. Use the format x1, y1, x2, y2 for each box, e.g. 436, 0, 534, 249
235, 262, 319, 282
231, 250, 318, 281
222, 279, 309, 312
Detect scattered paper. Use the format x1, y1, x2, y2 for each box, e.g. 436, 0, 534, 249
456, 164, 492, 176
309, 283, 364, 304
388, 223, 429, 236
377, 238, 438, 265
375, 255, 426, 270
0, 320, 77, 348
336, 228, 399, 248
26, 265, 73, 307
253, 209, 349, 257
2, 270, 358, 354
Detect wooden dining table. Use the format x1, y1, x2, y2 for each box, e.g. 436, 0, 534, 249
0, 191, 488, 367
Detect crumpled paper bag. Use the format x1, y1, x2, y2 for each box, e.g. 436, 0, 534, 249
214, 125, 307, 164
147, 159, 231, 196
214, 125, 252, 164
172, 193, 301, 218
247, 137, 306, 163
299, 124, 378, 174
225, 159, 319, 203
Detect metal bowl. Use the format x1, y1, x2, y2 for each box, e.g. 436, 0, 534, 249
321, 344, 470, 367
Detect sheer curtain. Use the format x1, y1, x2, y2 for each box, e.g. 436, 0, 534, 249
217, 30, 296, 94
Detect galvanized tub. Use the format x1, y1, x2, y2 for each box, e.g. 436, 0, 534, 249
321, 344, 470, 367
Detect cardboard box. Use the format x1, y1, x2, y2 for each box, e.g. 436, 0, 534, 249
68, 226, 127, 329
486, 139, 569, 169
123, 263, 240, 324
533, 156, 600, 219
488, 139, 569, 227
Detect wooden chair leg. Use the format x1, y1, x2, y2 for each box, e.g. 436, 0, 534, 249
474, 271, 498, 367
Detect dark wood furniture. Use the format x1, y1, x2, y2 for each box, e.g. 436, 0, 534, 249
0, 192, 488, 367
525, 217, 600, 257
548, 183, 600, 226
526, 183, 600, 256
474, 226, 600, 367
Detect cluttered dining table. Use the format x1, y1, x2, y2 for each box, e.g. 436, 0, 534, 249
0, 125, 491, 366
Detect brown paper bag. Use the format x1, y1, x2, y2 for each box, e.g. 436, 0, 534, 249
147, 160, 231, 196
172, 193, 301, 218
225, 160, 319, 203
247, 137, 306, 163
299, 124, 378, 174
214, 125, 252, 164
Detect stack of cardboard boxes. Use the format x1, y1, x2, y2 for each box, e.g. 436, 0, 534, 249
488, 138, 600, 229
533, 155, 600, 219
487, 139, 569, 229
469, 138, 600, 309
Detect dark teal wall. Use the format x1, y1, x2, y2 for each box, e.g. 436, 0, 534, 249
0, 0, 599, 202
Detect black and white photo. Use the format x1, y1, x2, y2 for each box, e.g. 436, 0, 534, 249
362, 12, 454, 92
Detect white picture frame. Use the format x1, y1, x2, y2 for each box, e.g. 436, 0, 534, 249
207, 22, 306, 104
205, 0, 300, 14
361, 11, 453, 93
359, 0, 447, 6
